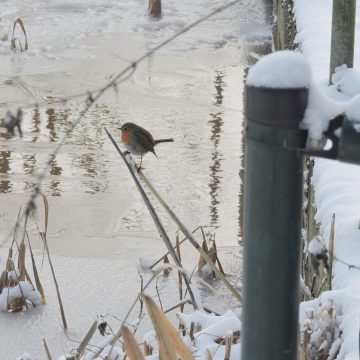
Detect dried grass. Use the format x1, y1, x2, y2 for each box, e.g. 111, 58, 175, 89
121, 325, 145, 360
299, 299, 342, 360
142, 293, 195, 360
43, 339, 53, 360
10, 18, 28, 52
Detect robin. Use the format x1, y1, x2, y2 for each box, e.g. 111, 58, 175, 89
120, 122, 174, 168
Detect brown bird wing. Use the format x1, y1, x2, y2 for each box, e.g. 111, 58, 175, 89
136, 130, 156, 155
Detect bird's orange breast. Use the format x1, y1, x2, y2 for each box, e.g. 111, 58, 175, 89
121, 130, 129, 144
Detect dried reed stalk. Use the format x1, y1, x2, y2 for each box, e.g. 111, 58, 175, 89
76, 321, 98, 358
328, 213, 335, 290
0, 271, 7, 294
224, 333, 232, 360
211, 241, 225, 275
27, 232, 46, 304
142, 293, 194, 360
205, 350, 214, 360
11, 18, 28, 52
189, 322, 195, 341
39, 193, 67, 330
198, 239, 209, 273
121, 325, 145, 360
43, 339, 53, 360
144, 341, 153, 356
176, 234, 184, 313
18, 242, 26, 281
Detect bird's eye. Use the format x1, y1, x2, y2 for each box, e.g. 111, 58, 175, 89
123, 127, 127, 131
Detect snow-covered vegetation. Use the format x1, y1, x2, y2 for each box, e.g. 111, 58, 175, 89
295, 0, 360, 358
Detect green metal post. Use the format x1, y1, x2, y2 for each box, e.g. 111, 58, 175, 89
241, 85, 308, 359
329, 0, 356, 82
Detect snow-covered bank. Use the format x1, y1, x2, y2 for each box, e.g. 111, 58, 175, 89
294, 0, 360, 358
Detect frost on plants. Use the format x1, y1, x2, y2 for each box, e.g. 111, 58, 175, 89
299, 299, 342, 360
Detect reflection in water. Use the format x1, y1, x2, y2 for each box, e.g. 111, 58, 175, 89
32, 107, 41, 142
208, 70, 225, 229
76, 153, 98, 177
0, 103, 112, 194
214, 70, 225, 105
46, 108, 58, 142
23, 154, 36, 175
50, 158, 62, 196
0, 151, 11, 192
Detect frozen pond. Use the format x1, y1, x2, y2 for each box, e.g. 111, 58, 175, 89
0, 0, 271, 358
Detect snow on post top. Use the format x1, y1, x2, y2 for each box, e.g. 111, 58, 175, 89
246, 50, 312, 89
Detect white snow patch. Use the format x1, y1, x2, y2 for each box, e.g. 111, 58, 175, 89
7, 268, 20, 281
16, 354, 32, 360
332, 65, 360, 97
0, 281, 41, 311
308, 235, 324, 256
177, 309, 237, 330
246, 50, 311, 88
300, 83, 345, 142
294, 0, 360, 357
345, 95, 360, 131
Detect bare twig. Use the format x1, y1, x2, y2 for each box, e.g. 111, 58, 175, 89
41, 230, 67, 330
164, 299, 191, 314
76, 321, 99, 358
328, 214, 335, 290
149, 226, 202, 269
155, 276, 164, 311
176, 234, 184, 313
43, 339, 53, 360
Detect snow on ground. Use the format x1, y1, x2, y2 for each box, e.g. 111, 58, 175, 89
294, 0, 360, 358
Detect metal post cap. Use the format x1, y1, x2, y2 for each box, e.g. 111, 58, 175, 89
246, 85, 309, 128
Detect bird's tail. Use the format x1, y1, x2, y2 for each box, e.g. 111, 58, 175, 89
154, 138, 174, 145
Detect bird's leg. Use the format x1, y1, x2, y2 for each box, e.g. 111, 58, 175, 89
137, 155, 143, 173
